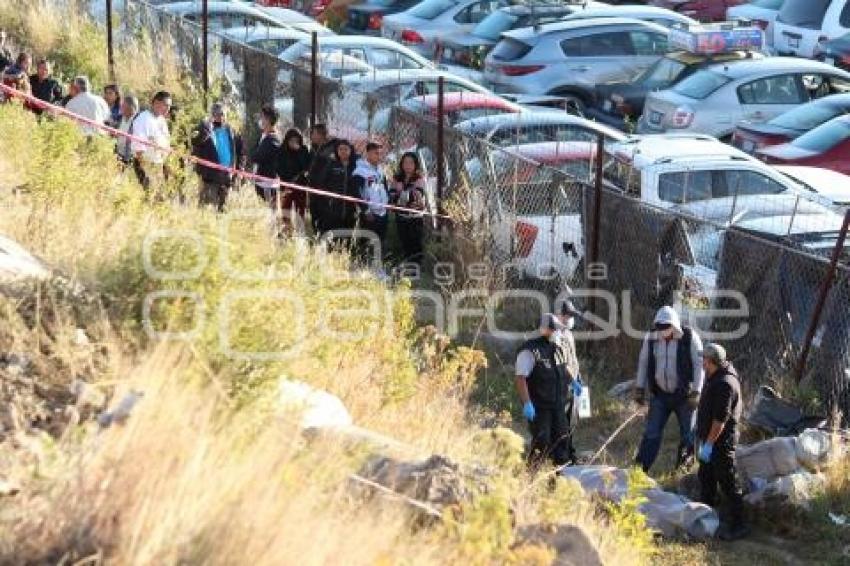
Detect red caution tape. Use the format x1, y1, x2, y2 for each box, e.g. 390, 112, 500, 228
0, 83, 451, 220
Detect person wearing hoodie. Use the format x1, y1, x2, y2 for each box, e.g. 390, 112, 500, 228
696, 343, 748, 541
251, 105, 282, 204
191, 102, 244, 211
634, 305, 704, 473
278, 128, 310, 228
307, 123, 338, 234
390, 152, 427, 264
515, 306, 583, 470
352, 142, 389, 247
311, 139, 358, 235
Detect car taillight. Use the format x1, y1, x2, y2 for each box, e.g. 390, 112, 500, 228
670, 106, 695, 128
499, 64, 544, 76
368, 13, 383, 29
400, 29, 424, 44
514, 222, 539, 258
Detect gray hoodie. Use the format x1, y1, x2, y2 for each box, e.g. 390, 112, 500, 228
635, 306, 704, 395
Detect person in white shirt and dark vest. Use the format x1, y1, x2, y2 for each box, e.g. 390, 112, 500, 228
514, 304, 583, 471
634, 305, 704, 473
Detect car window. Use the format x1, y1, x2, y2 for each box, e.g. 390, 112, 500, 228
722, 171, 788, 198
640, 57, 687, 88
561, 31, 635, 57
455, 0, 501, 25
471, 9, 518, 41
250, 38, 296, 53
737, 74, 804, 105
826, 74, 850, 94
792, 118, 850, 153
672, 70, 731, 99
658, 171, 713, 204
409, 0, 455, 19
491, 38, 533, 61
371, 48, 404, 69
778, 0, 830, 29
842, 2, 850, 27
629, 31, 668, 56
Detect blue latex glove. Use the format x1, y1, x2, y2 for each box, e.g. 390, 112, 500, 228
523, 401, 536, 422
571, 376, 583, 398
698, 442, 714, 463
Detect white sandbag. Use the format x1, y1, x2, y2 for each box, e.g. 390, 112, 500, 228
795, 429, 833, 471
641, 488, 719, 539
561, 465, 656, 502
736, 437, 800, 483
278, 379, 353, 430
744, 471, 826, 509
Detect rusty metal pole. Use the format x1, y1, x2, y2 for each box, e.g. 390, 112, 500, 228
310, 31, 318, 128
586, 133, 605, 316
795, 208, 850, 384
201, 0, 209, 100
436, 76, 445, 224
106, 0, 115, 81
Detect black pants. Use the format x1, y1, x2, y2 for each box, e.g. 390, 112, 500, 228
200, 180, 229, 212
397, 216, 424, 263
528, 399, 576, 470
698, 440, 744, 528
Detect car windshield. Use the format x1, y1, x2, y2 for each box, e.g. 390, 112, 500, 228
792, 119, 850, 153
752, 0, 784, 8
672, 70, 731, 100
491, 37, 532, 61
639, 57, 687, 89
770, 103, 846, 131
280, 42, 308, 62
408, 0, 455, 19
472, 10, 518, 41
778, 0, 830, 29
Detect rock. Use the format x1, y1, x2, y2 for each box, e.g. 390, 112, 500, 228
0, 478, 20, 497
357, 454, 470, 509
607, 380, 635, 403
0, 235, 50, 283
744, 471, 827, 510
70, 379, 106, 412
795, 429, 833, 471
278, 379, 352, 431
516, 524, 602, 566
736, 436, 800, 483
73, 328, 90, 346
98, 390, 143, 428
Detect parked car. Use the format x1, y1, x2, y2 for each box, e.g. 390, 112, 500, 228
731, 93, 850, 154
341, 68, 490, 103
382, 0, 511, 58
776, 165, 850, 209
455, 110, 627, 147
773, 0, 850, 58
398, 91, 524, 123
757, 115, 850, 175
638, 58, 850, 139
162, 2, 334, 35
301, 0, 360, 26
727, 0, 786, 51
221, 26, 309, 54
648, 0, 746, 22
561, 4, 699, 28
587, 49, 763, 129
815, 31, 850, 72
437, 3, 608, 79
279, 35, 435, 71
483, 18, 671, 111
342, 0, 420, 36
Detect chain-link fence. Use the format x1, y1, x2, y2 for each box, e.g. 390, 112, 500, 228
111, 0, 850, 422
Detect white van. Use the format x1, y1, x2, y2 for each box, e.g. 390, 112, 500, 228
773, 0, 850, 58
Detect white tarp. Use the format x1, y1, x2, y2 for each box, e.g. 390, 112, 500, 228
278, 379, 353, 430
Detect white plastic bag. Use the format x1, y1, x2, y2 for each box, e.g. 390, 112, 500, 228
577, 386, 591, 419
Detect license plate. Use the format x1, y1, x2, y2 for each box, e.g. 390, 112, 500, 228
649, 110, 663, 125
603, 99, 613, 112
826, 57, 836, 66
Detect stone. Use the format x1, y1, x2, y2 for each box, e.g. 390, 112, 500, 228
0, 235, 50, 282
0, 478, 20, 497
516, 524, 602, 566
607, 380, 636, 403
98, 390, 143, 428
357, 454, 470, 509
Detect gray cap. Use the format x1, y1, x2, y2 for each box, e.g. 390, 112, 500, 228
702, 343, 727, 365
540, 313, 566, 332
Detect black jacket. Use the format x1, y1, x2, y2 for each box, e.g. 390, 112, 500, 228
696, 363, 742, 446
519, 336, 574, 409
191, 120, 243, 185
316, 156, 358, 230
251, 132, 282, 182
279, 145, 310, 184
29, 74, 62, 110
307, 139, 338, 189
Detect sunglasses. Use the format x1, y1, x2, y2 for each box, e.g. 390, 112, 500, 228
655, 323, 672, 331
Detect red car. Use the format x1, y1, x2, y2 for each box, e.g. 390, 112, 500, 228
757, 116, 850, 175
648, 0, 745, 22
401, 92, 524, 125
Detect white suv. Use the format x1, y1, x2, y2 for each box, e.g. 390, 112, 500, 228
773, 0, 850, 58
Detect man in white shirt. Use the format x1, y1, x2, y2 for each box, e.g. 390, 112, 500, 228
130, 91, 172, 191
64, 76, 110, 136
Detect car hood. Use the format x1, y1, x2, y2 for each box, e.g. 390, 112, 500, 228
757, 144, 820, 161
776, 166, 850, 205
673, 194, 833, 225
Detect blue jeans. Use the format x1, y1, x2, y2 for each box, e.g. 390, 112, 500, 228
636, 390, 695, 473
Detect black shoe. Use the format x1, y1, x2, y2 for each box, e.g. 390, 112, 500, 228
718, 523, 750, 541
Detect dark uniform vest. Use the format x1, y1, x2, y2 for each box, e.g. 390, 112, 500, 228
647, 326, 694, 395
519, 336, 573, 408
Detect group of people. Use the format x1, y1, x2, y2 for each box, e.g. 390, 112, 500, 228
515, 304, 749, 541
249, 105, 428, 262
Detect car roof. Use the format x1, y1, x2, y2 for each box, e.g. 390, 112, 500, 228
342, 69, 488, 91
610, 134, 754, 169
562, 5, 698, 25
456, 110, 626, 138
497, 141, 596, 165
163, 2, 264, 14
222, 26, 309, 40
504, 16, 669, 41
776, 166, 850, 204
404, 92, 522, 111
707, 57, 850, 80
499, 1, 607, 17
297, 35, 412, 47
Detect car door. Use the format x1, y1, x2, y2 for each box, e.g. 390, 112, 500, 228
627, 29, 669, 78
559, 29, 636, 90
736, 73, 807, 124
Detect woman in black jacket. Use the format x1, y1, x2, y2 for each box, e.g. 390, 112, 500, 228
314, 139, 358, 234
251, 105, 282, 204
278, 128, 310, 226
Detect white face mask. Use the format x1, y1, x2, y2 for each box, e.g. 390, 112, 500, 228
565, 317, 575, 331
547, 333, 558, 343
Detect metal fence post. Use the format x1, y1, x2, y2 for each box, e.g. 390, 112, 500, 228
106, 0, 115, 81
587, 133, 605, 314
795, 208, 850, 384
201, 0, 209, 100
436, 76, 445, 223
310, 31, 318, 128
